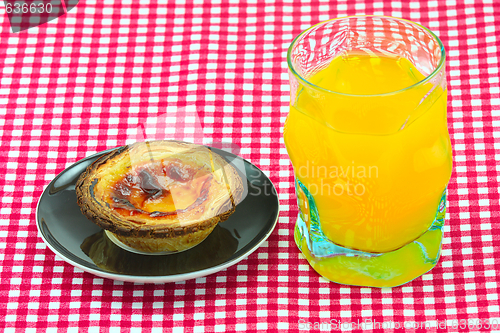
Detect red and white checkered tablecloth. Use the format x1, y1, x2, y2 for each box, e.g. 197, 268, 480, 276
1, 0, 499, 331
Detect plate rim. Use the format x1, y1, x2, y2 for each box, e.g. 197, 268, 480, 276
36, 145, 280, 283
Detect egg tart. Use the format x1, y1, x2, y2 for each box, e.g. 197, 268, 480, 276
75, 140, 244, 253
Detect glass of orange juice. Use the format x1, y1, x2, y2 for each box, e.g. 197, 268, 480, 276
284, 16, 452, 287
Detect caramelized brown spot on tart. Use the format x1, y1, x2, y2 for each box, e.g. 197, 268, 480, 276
107, 160, 213, 219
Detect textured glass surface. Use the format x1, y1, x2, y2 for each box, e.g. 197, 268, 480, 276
294, 178, 446, 287
285, 16, 451, 287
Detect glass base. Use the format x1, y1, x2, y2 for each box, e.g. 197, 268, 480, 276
294, 180, 446, 288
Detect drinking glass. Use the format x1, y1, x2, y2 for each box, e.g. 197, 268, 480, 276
284, 16, 452, 287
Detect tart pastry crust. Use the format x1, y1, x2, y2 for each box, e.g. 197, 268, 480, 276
76, 140, 244, 253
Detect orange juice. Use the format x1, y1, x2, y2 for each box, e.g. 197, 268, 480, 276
284, 53, 452, 287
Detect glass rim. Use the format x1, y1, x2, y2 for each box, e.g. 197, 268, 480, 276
287, 15, 446, 97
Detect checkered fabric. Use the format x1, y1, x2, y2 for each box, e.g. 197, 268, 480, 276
1, 0, 499, 331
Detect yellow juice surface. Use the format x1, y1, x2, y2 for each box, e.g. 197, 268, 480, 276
284, 54, 452, 254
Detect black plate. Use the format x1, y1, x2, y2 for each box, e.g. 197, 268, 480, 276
36, 146, 279, 283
